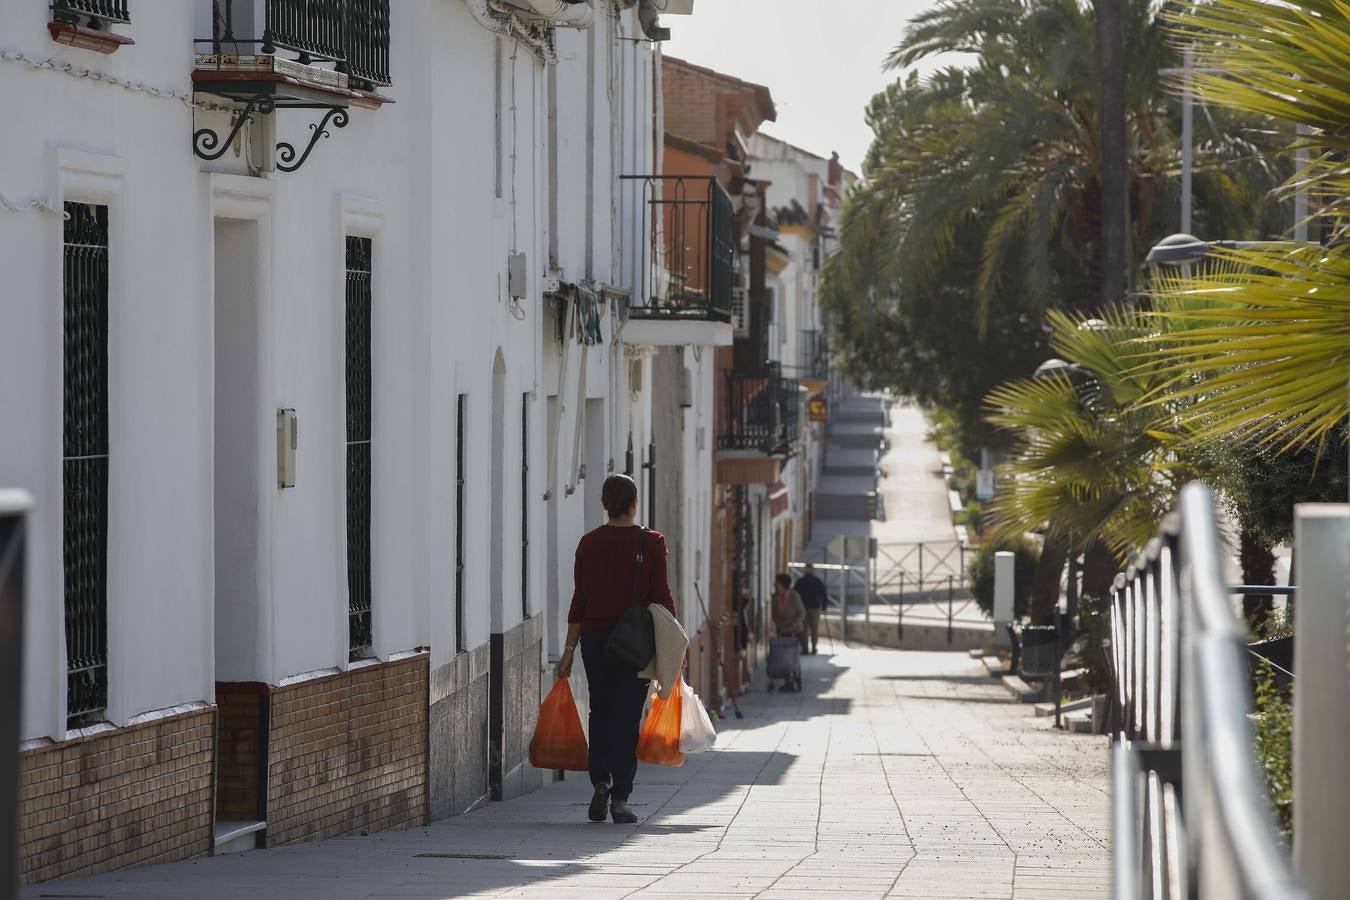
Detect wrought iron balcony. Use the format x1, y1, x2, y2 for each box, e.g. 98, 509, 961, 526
202, 0, 392, 89
621, 175, 733, 323
52, 0, 129, 27
718, 368, 801, 455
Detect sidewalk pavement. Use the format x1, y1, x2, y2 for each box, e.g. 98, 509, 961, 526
26, 641, 1110, 900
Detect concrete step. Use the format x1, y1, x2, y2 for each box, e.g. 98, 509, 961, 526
825, 464, 877, 478
832, 431, 885, 449
1000, 675, 1041, 703
213, 820, 266, 855
814, 493, 878, 521
1034, 696, 1095, 718
981, 655, 1009, 677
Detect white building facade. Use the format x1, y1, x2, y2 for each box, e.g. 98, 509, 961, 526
0, 0, 711, 883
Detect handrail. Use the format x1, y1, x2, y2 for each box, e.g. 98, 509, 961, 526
1109, 483, 1307, 899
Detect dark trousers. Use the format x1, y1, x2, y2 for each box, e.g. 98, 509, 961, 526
580, 628, 650, 801
804, 608, 821, 652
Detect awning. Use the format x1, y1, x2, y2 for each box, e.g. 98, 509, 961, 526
768, 481, 790, 519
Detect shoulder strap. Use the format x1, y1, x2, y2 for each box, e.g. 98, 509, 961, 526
629, 528, 647, 605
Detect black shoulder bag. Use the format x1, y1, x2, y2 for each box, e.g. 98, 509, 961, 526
605, 529, 655, 672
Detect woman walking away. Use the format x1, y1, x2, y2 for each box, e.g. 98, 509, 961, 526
770, 573, 806, 692
558, 474, 676, 824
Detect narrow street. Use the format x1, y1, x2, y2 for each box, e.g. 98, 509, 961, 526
31, 643, 1109, 900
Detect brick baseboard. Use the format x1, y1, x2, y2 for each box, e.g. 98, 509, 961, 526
19, 707, 215, 883
265, 654, 429, 847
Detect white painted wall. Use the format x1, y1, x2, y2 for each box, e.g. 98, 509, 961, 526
3, 0, 690, 743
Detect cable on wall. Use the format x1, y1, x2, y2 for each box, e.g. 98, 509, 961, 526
0, 191, 68, 219
0, 47, 234, 112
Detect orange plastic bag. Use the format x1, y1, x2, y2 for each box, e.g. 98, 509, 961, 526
636, 684, 685, 767
529, 678, 589, 771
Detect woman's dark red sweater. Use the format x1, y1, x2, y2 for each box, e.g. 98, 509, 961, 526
567, 524, 676, 633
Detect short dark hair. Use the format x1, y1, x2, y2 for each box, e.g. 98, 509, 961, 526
775, 573, 793, 589
601, 474, 638, 518
804, 563, 815, 572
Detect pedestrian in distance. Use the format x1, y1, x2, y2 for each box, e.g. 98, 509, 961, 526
558, 474, 677, 825
793, 562, 827, 655
769, 573, 806, 692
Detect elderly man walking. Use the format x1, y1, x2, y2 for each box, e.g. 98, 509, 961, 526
793, 563, 827, 655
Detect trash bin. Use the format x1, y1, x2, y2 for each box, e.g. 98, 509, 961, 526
1019, 625, 1058, 678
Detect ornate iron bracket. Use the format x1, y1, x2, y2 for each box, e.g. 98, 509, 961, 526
276, 106, 349, 172
193, 94, 275, 161
192, 94, 349, 173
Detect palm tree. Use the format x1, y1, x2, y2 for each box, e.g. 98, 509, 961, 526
984, 308, 1196, 609
1143, 0, 1350, 452
873, 0, 1281, 328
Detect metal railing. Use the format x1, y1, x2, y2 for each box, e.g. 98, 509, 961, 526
718, 368, 800, 454
204, 0, 392, 88
1109, 484, 1307, 899
620, 175, 733, 322
52, 0, 129, 26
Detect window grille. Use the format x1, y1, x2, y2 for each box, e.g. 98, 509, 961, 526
520, 394, 530, 619
63, 201, 110, 725
345, 236, 372, 658
52, 0, 130, 27
455, 394, 467, 652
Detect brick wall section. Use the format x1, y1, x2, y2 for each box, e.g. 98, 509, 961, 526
663, 61, 723, 148
215, 688, 263, 821
265, 655, 428, 847
19, 707, 215, 883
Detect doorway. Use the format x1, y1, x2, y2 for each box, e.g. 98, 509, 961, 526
488, 351, 506, 800
212, 218, 268, 851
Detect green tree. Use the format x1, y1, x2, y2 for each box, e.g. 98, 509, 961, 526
1144, 0, 1350, 452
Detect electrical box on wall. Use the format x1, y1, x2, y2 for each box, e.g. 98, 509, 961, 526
277, 408, 297, 488
508, 252, 528, 299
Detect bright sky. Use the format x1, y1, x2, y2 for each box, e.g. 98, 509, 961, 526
663, 0, 956, 175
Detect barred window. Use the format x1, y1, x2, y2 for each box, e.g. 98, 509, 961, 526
63, 202, 110, 725
346, 236, 372, 658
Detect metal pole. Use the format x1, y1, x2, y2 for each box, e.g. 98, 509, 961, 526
841, 554, 849, 644
897, 571, 905, 640
864, 553, 872, 646
917, 542, 924, 602
1181, 46, 1194, 235
946, 575, 954, 645
1053, 612, 1064, 730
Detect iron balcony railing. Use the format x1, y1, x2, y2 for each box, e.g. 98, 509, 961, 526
52, 0, 129, 26
1109, 484, 1307, 900
718, 368, 800, 455
620, 175, 734, 323
204, 0, 392, 88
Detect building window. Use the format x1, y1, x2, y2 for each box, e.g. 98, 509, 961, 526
63, 201, 110, 726
455, 393, 467, 652
346, 236, 373, 658
521, 393, 529, 619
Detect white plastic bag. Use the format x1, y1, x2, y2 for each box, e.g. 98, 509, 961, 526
678, 678, 717, 753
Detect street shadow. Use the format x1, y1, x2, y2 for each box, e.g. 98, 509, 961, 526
874, 672, 995, 685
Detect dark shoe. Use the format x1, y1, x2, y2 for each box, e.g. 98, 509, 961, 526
610, 800, 638, 825
588, 784, 610, 822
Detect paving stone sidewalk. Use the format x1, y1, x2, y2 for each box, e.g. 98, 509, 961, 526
26, 644, 1110, 900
